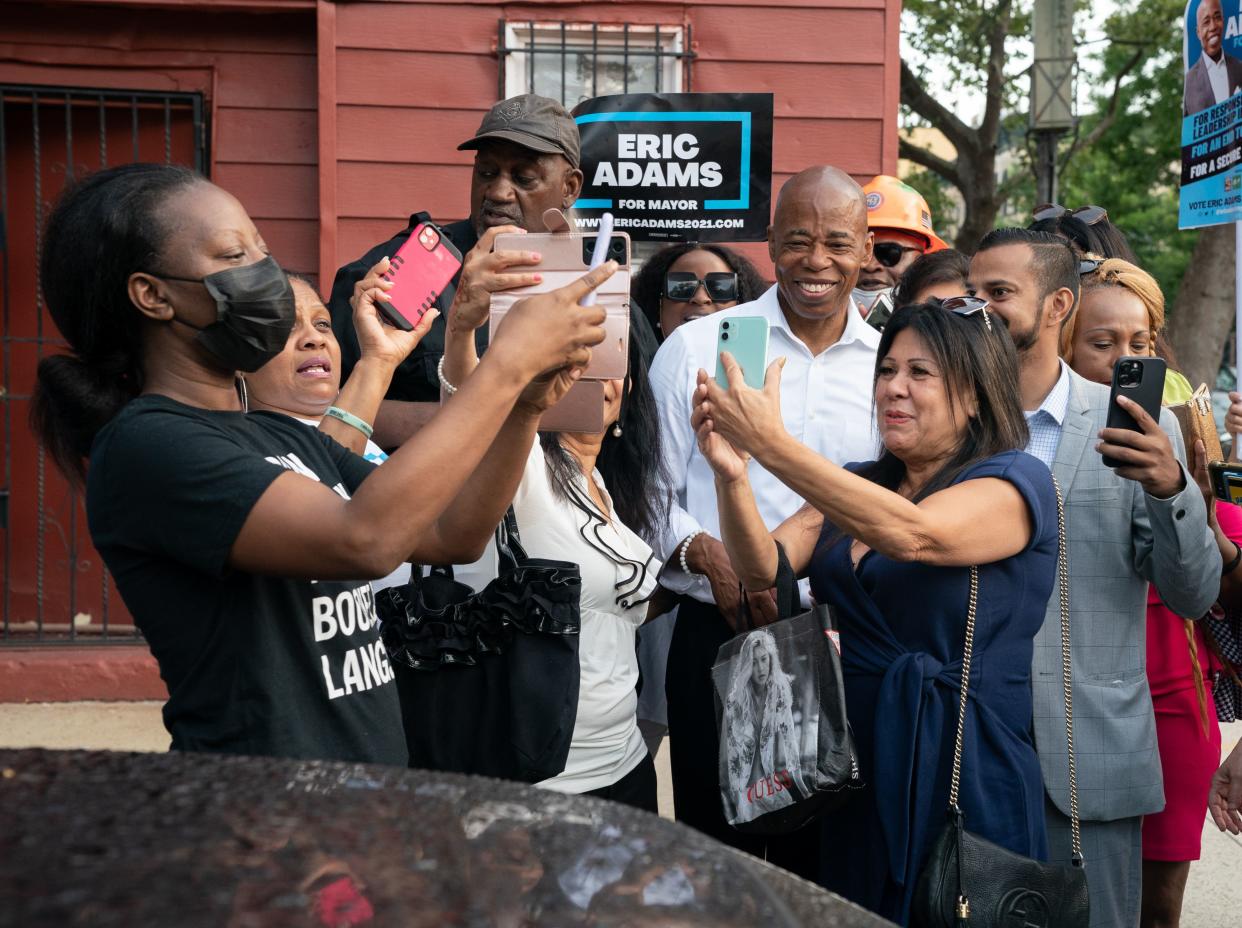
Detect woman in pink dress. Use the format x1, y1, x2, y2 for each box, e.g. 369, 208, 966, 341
1062, 257, 1242, 928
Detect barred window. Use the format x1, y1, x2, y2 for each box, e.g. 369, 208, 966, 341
499, 21, 692, 108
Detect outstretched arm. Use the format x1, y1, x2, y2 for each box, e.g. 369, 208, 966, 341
321, 256, 436, 453
697, 358, 1033, 568
424, 225, 578, 563
228, 264, 616, 579
695, 399, 821, 590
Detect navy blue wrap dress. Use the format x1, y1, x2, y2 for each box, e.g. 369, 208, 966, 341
808, 451, 1057, 925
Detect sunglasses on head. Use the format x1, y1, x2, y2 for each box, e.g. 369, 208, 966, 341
664, 271, 739, 303
940, 295, 993, 331
873, 241, 923, 268
1078, 257, 1103, 276
1032, 203, 1109, 226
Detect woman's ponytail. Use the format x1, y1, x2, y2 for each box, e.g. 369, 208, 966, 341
32, 352, 141, 486
29, 163, 200, 485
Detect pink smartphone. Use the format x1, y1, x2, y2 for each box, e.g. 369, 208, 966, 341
379, 222, 463, 331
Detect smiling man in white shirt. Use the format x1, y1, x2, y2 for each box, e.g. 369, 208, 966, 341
648, 166, 880, 878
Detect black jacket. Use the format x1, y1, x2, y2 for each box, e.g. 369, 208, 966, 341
328, 214, 485, 402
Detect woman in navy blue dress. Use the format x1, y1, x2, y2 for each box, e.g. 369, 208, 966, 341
691, 302, 1057, 925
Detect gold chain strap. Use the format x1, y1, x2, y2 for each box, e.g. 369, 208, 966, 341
947, 566, 978, 812
946, 477, 1083, 862
1052, 476, 1084, 862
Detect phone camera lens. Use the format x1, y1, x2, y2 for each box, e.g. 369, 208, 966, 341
722, 321, 730, 329
721, 332, 730, 341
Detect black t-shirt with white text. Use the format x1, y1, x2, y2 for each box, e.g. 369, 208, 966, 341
87, 395, 407, 766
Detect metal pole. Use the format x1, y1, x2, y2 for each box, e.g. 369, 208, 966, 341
1035, 129, 1061, 205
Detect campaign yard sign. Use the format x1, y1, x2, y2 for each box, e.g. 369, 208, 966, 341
571, 93, 774, 242
1180, 0, 1242, 228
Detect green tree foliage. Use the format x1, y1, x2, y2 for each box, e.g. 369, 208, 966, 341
901, 0, 1208, 339
899, 0, 1024, 249
1057, 0, 1194, 305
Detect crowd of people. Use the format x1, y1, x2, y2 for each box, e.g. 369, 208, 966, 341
27, 92, 1242, 928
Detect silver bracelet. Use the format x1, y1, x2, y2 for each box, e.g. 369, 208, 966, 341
678, 530, 705, 575
437, 355, 458, 396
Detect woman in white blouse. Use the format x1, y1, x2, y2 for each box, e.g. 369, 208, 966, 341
442, 247, 669, 809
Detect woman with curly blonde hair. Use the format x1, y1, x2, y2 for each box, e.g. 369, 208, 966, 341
1060, 257, 1193, 403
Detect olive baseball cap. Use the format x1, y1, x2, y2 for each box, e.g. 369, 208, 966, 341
457, 94, 581, 168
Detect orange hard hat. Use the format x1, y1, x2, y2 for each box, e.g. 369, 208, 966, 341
861, 175, 949, 252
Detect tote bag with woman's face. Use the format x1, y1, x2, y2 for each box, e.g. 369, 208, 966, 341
711, 546, 862, 834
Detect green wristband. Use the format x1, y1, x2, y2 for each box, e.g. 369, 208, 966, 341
324, 406, 374, 439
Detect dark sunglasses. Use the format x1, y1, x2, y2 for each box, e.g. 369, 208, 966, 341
940, 295, 993, 331
1032, 203, 1109, 226
873, 241, 922, 268
1078, 257, 1103, 275
665, 271, 739, 303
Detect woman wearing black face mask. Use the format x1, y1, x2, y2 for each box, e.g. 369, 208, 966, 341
31, 164, 615, 765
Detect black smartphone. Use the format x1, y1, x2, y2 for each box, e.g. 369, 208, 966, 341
1102, 356, 1167, 469
1209, 460, 1242, 504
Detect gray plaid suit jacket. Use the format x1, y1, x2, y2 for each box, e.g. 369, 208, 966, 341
1033, 370, 1220, 823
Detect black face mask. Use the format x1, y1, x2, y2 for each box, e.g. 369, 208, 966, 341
160, 256, 296, 372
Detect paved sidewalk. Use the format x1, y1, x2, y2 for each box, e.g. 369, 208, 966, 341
1, 704, 1238, 926
1182, 721, 1242, 928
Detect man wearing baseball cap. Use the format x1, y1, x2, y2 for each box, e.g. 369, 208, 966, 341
327, 94, 584, 447
855, 175, 949, 299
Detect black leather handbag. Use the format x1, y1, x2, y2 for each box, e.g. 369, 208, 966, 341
377, 509, 582, 783
913, 478, 1089, 928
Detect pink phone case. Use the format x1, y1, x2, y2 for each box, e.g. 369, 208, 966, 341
380, 223, 463, 331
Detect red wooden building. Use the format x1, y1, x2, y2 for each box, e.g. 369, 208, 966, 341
0, 0, 899, 672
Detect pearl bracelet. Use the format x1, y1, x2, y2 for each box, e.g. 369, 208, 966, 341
437, 356, 458, 396
678, 530, 705, 575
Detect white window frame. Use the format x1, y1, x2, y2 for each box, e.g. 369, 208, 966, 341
501, 21, 686, 108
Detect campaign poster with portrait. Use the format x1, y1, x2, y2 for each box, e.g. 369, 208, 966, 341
1180, 0, 1242, 228
571, 92, 773, 243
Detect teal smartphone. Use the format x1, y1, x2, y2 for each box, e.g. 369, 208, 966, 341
715, 316, 770, 390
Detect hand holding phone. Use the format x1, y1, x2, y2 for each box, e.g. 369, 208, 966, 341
1102, 357, 1166, 469
489, 219, 631, 381
447, 225, 541, 335
378, 222, 463, 331
1099, 356, 1187, 499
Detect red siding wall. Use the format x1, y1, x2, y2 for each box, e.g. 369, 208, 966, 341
0, 2, 320, 277
0, 0, 898, 655
0, 1, 320, 640
319, 0, 900, 281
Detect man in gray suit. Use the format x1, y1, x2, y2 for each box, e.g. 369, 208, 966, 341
968, 229, 1220, 928
1185, 0, 1242, 114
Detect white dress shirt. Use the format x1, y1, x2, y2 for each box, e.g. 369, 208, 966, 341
648, 284, 881, 603
1206, 52, 1233, 105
